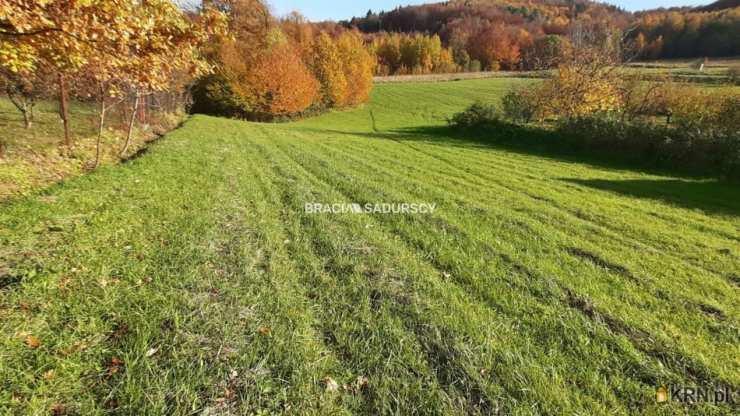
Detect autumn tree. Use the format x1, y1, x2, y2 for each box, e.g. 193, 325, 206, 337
249, 41, 319, 117
0, 0, 119, 146
0, 66, 55, 128
311, 32, 348, 107
535, 26, 626, 119
467, 25, 521, 71
336, 31, 374, 106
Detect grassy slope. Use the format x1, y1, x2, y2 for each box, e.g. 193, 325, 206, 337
0, 78, 738, 415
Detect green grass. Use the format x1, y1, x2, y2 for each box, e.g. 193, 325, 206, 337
0, 78, 738, 415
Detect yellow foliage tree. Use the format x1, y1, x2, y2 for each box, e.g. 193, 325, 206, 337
336, 31, 374, 106
311, 32, 347, 107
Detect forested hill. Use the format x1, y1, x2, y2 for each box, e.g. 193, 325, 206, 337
698, 0, 740, 12
347, 0, 630, 35
345, 0, 740, 60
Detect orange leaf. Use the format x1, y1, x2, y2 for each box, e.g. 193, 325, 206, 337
25, 335, 41, 349
257, 326, 272, 336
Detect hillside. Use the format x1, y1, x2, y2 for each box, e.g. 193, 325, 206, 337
346, 0, 740, 60
2, 78, 738, 414
698, 0, 740, 11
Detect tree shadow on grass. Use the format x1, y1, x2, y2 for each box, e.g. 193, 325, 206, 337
297, 123, 740, 216
562, 178, 740, 217
298, 123, 713, 180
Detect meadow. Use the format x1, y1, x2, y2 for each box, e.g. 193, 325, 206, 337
1, 78, 738, 415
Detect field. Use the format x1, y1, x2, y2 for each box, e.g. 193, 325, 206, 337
1, 78, 738, 415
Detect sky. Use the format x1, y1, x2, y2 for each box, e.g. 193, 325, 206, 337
268, 0, 714, 22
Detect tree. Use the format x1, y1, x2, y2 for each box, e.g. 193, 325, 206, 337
535, 27, 625, 119
249, 42, 319, 117
0, 67, 54, 128
336, 31, 374, 106
522, 35, 565, 70
1, 0, 112, 146
311, 32, 348, 107
467, 25, 521, 70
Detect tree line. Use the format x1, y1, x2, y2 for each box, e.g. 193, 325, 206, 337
191, 2, 375, 120
0, 0, 226, 163
632, 7, 739, 59
347, 0, 739, 75
0, 0, 377, 163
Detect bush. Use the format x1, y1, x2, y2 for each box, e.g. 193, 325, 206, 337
556, 114, 740, 180
501, 89, 536, 123
448, 101, 498, 128
190, 74, 251, 118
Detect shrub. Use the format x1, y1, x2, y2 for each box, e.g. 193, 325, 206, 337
501, 89, 536, 123
190, 74, 250, 118
556, 114, 740, 180
716, 94, 740, 133
449, 102, 498, 128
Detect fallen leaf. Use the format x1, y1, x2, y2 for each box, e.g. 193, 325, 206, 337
50, 403, 67, 415
57, 277, 72, 290
145, 347, 158, 357
322, 376, 339, 392
25, 335, 41, 349
107, 357, 125, 378
223, 388, 234, 399
258, 326, 272, 336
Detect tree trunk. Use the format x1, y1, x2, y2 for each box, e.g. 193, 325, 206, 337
94, 89, 106, 169
58, 73, 71, 147
138, 95, 147, 124
22, 107, 32, 129
120, 93, 140, 158
6, 87, 34, 129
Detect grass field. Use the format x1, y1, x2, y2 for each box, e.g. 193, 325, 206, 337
1, 78, 738, 415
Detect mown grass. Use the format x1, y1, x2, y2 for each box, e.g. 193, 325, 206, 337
0, 78, 738, 415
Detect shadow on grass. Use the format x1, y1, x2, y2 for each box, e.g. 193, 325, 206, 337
296, 122, 740, 216
297, 123, 703, 179
562, 178, 740, 217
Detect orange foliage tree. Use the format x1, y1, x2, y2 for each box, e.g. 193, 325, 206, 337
250, 42, 319, 117
467, 25, 521, 70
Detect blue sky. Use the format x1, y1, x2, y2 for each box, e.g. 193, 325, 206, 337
268, 1, 714, 21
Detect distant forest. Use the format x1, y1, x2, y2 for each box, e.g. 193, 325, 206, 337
342, 0, 739, 73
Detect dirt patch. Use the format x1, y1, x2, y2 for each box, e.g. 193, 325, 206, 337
566, 247, 635, 280
727, 274, 740, 287
561, 286, 726, 387
696, 303, 726, 321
